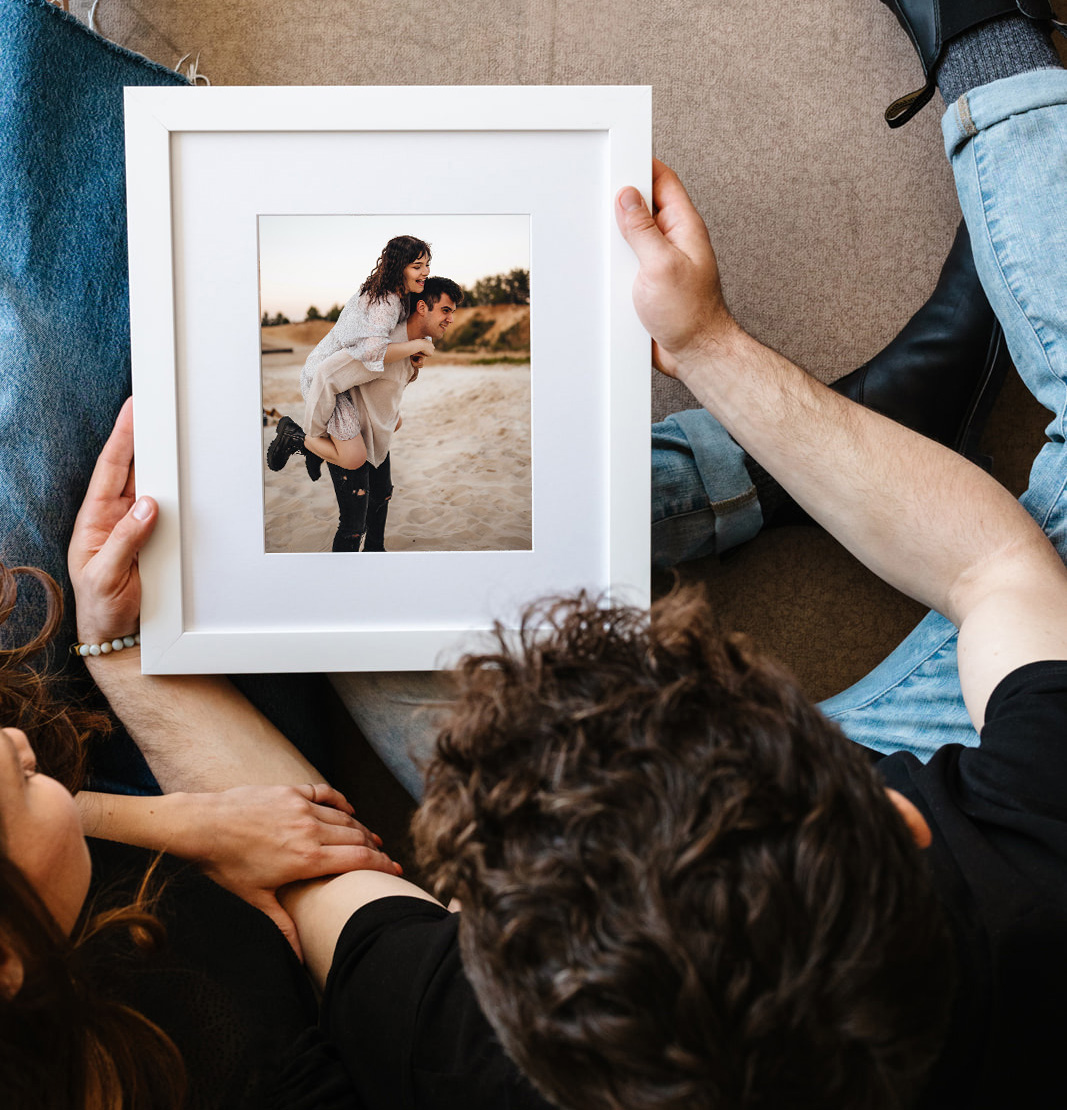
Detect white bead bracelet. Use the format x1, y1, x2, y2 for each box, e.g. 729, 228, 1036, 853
70, 633, 140, 658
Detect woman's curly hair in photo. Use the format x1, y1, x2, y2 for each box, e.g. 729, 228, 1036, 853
359, 235, 431, 305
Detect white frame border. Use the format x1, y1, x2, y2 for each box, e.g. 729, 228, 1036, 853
125, 85, 651, 673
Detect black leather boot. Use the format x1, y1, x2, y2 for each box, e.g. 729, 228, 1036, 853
832, 220, 1010, 467
266, 415, 304, 471
266, 415, 323, 481
753, 220, 1012, 527
879, 0, 1060, 126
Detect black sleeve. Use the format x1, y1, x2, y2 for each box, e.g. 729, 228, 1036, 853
320, 896, 550, 1110
960, 660, 1067, 826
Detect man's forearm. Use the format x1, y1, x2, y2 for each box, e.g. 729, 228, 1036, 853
84, 649, 321, 793
616, 162, 1067, 727
677, 325, 1052, 627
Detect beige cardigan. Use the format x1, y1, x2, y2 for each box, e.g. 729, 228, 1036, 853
301, 318, 416, 468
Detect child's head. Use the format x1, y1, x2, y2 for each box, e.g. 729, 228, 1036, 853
360, 235, 431, 304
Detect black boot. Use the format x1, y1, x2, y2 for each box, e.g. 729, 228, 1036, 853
267, 415, 306, 471
832, 221, 1010, 467
752, 220, 1012, 527
266, 415, 323, 481
878, 0, 1061, 126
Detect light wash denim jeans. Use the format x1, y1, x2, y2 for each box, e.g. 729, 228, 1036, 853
822, 70, 1067, 757
335, 68, 1067, 797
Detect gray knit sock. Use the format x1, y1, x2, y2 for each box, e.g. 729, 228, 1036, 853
936, 13, 1063, 105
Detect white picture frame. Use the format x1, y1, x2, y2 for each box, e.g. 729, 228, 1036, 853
125, 85, 651, 673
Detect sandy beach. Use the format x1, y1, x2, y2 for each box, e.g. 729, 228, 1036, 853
262, 344, 532, 553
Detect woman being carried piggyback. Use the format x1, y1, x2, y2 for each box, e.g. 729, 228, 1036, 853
267, 235, 433, 479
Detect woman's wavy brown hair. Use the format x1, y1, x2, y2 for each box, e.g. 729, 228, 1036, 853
0, 561, 185, 1110
414, 588, 955, 1110
359, 235, 431, 306
0, 562, 107, 792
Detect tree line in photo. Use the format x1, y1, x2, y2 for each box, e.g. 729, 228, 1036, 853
261, 267, 530, 327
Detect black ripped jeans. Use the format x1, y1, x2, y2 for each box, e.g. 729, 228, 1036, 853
327, 454, 393, 552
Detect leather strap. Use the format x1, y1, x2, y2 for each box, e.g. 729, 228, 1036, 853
885, 80, 938, 127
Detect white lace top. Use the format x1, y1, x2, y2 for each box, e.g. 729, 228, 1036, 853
300, 291, 407, 441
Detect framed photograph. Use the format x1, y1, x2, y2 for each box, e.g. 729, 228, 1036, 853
125, 85, 651, 673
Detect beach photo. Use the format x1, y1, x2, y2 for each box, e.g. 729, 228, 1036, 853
259, 213, 531, 554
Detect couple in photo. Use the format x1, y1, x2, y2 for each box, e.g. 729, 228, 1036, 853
266, 236, 463, 552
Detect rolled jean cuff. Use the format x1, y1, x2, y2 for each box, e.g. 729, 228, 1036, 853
651, 408, 762, 566
943, 68, 1067, 157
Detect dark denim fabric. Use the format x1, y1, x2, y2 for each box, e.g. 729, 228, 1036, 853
0, 0, 336, 790
0, 0, 187, 789
0, 0, 186, 640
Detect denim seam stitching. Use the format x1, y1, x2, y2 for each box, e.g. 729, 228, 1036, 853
650, 506, 717, 525
821, 627, 959, 716
968, 135, 1067, 458
710, 488, 758, 515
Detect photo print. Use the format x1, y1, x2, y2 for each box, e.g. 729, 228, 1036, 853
259, 213, 531, 555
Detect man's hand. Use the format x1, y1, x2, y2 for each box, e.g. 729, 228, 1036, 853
68, 398, 157, 643
615, 160, 739, 379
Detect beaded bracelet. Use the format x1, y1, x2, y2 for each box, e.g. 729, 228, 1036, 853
70, 633, 140, 658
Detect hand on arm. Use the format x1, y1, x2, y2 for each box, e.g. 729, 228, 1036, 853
617, 161, 1067, 726
386, 337, 434, 363
68, 401, 404, 955
77, 784, 400, 958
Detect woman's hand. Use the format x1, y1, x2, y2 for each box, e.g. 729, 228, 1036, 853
413, 336, 435, 359
177, 783, 401, 960
68, 398, 158, 643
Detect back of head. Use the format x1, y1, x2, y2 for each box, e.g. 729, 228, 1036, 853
414, 589, 954, 1110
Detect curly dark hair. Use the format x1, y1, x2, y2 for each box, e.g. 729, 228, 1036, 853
359, 235, 431, 306
409, 275, 464, 315
0, 561, 184, 1109
414, 588, 955, 1110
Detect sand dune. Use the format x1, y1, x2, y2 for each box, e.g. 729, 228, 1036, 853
262, 321, 333, 349
262, 346, 531, 553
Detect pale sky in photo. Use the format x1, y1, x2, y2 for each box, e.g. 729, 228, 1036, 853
259, 213, 530, 320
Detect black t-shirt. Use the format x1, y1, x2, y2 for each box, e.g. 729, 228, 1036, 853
876, 660, 1067, 1108
313, 897, 550, 1109
282, 662, 1067, 1108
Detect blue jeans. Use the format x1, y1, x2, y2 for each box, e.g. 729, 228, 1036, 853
820, 70, 1067, 757
334, 69, 1067, 796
